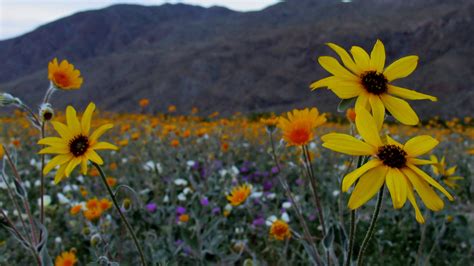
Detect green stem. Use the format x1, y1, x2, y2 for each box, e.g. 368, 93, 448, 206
356, 185, 384, 266
345, 210, 356, 266
40, 122, 45, 225
268, 131, 323, 265
92, 162, 147, 266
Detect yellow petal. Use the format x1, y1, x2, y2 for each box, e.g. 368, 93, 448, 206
350, 46, 371, 70
65, 157, 82, 177
326, 42, 362, 74
355, 91, 369, 111
43, 154, 73, 175
369, 40, 385, 73
385, 168, 407, 209
348, 166, 387, 209
51, 121, 74, 141
446, 166, 457, 176
342, 160, 382, 192
81, 102, 96, 135
387, 85, 437, 102
380, 94, 419, 125
330, 81, 364, 99
66, 106, 81, 135
383, 55, 418, 81
54, 164, 67, 184
81, 160, 88, 175
318, 56, 359, 81
386, 135, 403, 147
92, 142, 118, 150
90, 124, 114, 142
369, 94, 385, 131
39, 146, 69, 154
321, 133, 376, 155
406, 184, 425, 224
355, 107, 382, 148
38, 137, 66, 146
404, 135, 439, 157
408, 158, 434, 165
407, 164, 453, 201
86, 150, 104, 165
402, 168, 444, 211
310, 76, 337, 90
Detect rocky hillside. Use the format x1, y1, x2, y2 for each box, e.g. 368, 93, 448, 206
0, 0, 472, 118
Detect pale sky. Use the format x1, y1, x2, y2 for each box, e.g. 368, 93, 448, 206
0, 0, 280, 40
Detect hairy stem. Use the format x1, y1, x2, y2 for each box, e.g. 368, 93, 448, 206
356, 185, 384, 266
92, 162, 147, 266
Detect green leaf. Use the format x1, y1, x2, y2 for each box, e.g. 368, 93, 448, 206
337, 97, 357, 113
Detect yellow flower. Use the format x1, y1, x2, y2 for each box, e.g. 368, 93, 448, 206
270, 219, 291, 241
39, 103, 118, 184
48, 58, 83, 90
226, 184, 252, 206
55, 250, 78, 266
311, 40, 436, 127
278, 108, 326, 146
430, 155, 463, 189
321, 108, 453, 223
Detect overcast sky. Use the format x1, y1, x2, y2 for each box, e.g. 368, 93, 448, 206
0, 0, 280, 40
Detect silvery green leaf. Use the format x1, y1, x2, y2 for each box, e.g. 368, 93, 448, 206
337, 97, 357, 112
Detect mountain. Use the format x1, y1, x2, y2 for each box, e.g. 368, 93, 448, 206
0, 0, 473, 118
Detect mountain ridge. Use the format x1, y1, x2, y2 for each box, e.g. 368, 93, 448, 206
1, 0, 473, 118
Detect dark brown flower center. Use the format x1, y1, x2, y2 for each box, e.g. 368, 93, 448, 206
69, 135, 89, 157
361, 71, 388, 95
377, 145, 407, 168
43, 112, 53, 121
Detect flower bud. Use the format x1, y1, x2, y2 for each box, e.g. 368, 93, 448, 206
122, 198, 132, 211
39, 103, 54, 122
90, 234, 101, 247
0, 93, 22, 107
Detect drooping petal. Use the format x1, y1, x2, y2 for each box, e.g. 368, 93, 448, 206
380, 94, 419, 125
43, 154, 73, 175
90, 124, 114, 142
369, 40, 385, 73
81, 160, 88, 175
383, 55, 418, 81
348, 166, 387, 209
326, 43, 362, 74
387, 85, 437, 102
321, 133, 376, 155
86, 150, 104, 165
66, 106, 81, 135
404, 135, 439, 157
81, 102, 96, 135
407, 164, 454, 201
402, 168, 444, 211
355, 107, 383, 148
342, 160, 382, 192
318, 56, 359, 81
355, 91, 369, 111
54, 164, 67, 184
310, 76, 337, 90
406, 184, 425, 224
369, 94, 385, 131
385, 168, 408, 209
65, 157, 82, 177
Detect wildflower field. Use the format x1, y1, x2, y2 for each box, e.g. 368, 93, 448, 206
0, 41, 473, 265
